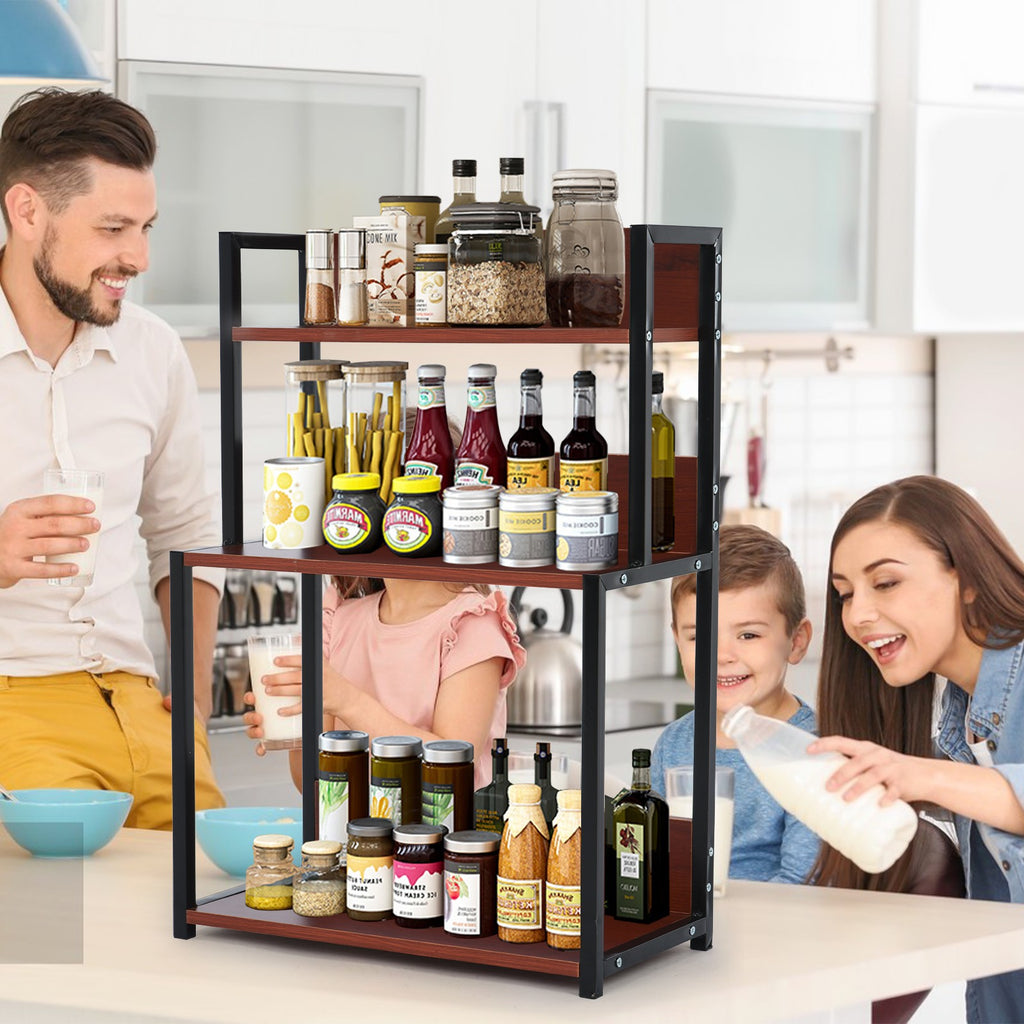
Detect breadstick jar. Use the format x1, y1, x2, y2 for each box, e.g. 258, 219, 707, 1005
284, 360, 349, 503
342, 361, 408, 504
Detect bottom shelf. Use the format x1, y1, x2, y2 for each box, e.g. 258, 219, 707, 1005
187, 820, 696, 981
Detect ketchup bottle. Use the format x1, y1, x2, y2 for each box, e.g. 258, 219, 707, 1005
454, 363, 506, 486
404, 364, 455, 489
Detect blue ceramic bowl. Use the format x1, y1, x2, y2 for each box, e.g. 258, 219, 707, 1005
195, 806, 303, 877
0, 789, 133, 858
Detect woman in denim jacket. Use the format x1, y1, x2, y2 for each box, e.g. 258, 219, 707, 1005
810, 476, 1024, 1024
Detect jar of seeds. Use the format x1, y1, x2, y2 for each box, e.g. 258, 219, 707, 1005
292, 839, 346, 917
447, 203, 545, 326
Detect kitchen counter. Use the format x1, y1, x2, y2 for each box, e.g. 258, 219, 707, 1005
2, 829, 1024, 1023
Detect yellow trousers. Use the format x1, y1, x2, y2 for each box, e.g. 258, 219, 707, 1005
0, 671, 225, 830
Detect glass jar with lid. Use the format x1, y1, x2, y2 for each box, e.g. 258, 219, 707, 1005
292, 839, 346, 918
447, 203, 546, 326
342, 362, 408, 497
284, 359, 348, 464
244, 834, 295, 911
544, 170, 625, 327
303, 228, 336, 325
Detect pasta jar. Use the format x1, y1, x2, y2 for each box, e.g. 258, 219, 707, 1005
442, 484, 500, 565
422, 740, 475, 832
346, 818, 394, 921
342, 361, 408, 488
284, 359, 347, 463
383, 476, 442, 558
555, 490, 619, 571
318, 729, 370, 849
245, 834, 295, 911
370, 735, 423, 825
322, 473, 385, 554
447, 203, 546, 326
444, 830, 500, 937
293, 839, 346, 918
498, 487, 558, 567
413, 243, 448, 325
393, 823, 447, 929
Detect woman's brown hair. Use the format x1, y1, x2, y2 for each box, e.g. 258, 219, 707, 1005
812, 475, 1024, 890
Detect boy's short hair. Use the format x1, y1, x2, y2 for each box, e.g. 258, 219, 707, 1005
670, 524, 806, 634
0, 88, 156, 229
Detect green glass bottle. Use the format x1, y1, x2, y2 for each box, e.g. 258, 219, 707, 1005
534, 741, 559, 829
472, 736, 509, 834
612, 748, 669, 923
651, 371, 675, 551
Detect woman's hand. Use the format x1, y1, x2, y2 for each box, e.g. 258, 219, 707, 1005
243, 653, 303, 757
807, 735, 933, 806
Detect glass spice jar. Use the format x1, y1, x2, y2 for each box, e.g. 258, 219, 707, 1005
346, 817, 395, 921
245, 834, 295, 911
422, 740, 474, 832
370, 735, 423, 825
335, 227, 368, 326
293, 839, 346, 918
303, 229, 336, 326
393, 823, 447, 929
443, 830, 500, 937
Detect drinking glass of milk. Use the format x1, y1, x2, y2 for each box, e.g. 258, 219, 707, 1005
247, 633, 303, 750
43, 468, 104, 587
665, 765, 735, 896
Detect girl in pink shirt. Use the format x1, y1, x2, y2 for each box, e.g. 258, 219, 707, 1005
245, 576, 525, 788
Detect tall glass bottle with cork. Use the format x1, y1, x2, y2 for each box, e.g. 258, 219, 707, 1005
506, 368, 555, 490
559, 370, 608, 492
454, 363, 506, 487
404, 364, 455, 489
434, 159, 477, 243
612, 748, 669, 923
651, 370, 676, 551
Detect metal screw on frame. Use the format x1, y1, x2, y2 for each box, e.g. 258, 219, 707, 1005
615, 957, 623, 968
620, 574, 628, 585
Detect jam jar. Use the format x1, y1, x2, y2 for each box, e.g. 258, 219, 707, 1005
292, 839, 345, 918
383, 475, 442, 558
346, 817, 395, 921
322, 473, 385, 553
443, 830, 500, 937
393, 823, 447, 929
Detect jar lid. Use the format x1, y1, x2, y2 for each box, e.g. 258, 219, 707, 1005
284, 359, 347, 383
445, 830, 501, 854
391, 475, 441, 495
500, 156, 525, 176
343, 360, 409, 383
449, 202, 539, 231
331, 472, 381, 492
551, 169, 618, 196
556, 490, 619, 514
414, 244, 448, 256
521, 368, 542, 386
507, 783, 542, 804
319, 729, 370, 753
253, 834, 295, 850
556, 789, 582, 811
371, 735, 424, 758
466, 363, 497, 379
347, 817, 395, 838
417, 364, 446, 380
451, 159, 477, 176
379, 194, 442, 204
653, 370, 664, 395
394, 823, 448, 845
499, 486, 558, 511
423, 739, 474, 764
442, 484, 501, 509
301, 839, 343, 857
266, 456, 323, 470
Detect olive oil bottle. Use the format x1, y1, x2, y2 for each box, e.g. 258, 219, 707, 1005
651, 371, 675, 551
612, 748, 669, 923
473, 736, 510, 834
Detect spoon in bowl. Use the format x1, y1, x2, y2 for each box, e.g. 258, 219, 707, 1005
0, 781, 19, 801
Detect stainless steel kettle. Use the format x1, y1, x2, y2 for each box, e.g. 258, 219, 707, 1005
506, 587, 583, 733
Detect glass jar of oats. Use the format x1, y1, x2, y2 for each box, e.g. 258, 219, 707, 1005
447, 203, 545, 326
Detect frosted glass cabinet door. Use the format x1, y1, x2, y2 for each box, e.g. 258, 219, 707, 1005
647, 93, 873, 331
119, 61, 421, 336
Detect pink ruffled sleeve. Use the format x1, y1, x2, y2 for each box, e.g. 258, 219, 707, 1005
439, 590, 526, 689
322, 584, 342, 659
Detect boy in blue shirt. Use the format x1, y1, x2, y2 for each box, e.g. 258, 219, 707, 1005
652, 524, 821, 884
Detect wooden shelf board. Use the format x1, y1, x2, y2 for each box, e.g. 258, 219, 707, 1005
232, 326, 699, 345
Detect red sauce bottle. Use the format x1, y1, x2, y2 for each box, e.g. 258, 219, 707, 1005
404, 364, 455, 489
454, 363, 506, 487
506, 368, 555, 489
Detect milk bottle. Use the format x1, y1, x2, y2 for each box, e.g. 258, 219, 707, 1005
721, 704, 919, 874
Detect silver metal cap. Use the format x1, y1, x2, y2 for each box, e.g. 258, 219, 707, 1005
305, 229, 334, 269
336, 228, 366, 268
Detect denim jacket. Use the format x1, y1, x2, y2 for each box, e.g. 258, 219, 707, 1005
936, 640, 1024, 904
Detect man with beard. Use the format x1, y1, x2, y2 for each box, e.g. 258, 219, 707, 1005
0, 89, 225, 828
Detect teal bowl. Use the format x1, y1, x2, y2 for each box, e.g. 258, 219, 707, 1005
195, 806, 303, 877
0, 789, 133, 858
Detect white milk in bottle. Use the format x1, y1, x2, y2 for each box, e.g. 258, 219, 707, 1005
722, 705, 918, 874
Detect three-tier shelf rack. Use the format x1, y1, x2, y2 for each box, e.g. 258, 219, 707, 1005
170, 224, 722, 999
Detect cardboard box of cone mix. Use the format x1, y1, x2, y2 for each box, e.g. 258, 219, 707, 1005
353, 211, 427, 326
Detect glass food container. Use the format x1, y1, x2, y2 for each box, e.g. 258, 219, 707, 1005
447, 203, 546, 326
342, 361, 408, 499
292, 839, 346, 917
544, 170, 625, 327
245, 834, 295, 911
284, 361, 348, 485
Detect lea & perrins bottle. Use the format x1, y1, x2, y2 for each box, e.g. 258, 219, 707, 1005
496, 783, 549, 943
506, 368, 555, 489
454, 363, 506, 487
559, 370, 608, 492
404, 364, 455, 490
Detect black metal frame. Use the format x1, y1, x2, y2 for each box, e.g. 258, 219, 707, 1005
171, 226, 722, 997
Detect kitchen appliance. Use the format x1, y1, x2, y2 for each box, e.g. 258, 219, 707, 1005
507, 588, 582, 732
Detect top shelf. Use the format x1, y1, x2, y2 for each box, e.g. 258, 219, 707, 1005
231, 325, 700, 345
